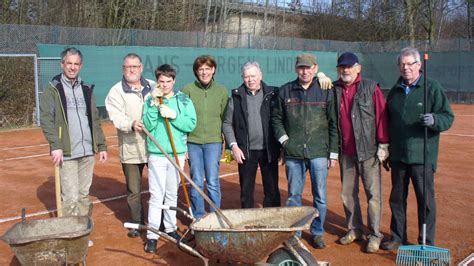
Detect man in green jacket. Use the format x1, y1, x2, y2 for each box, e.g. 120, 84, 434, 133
40, 47, 107, 217
381, 47, 454, 250
272, 53, 339, 249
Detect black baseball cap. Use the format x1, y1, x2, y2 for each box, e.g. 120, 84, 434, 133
337, 52, 359, 67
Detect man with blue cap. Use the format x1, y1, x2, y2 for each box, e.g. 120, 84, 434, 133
333, 52, 389, 253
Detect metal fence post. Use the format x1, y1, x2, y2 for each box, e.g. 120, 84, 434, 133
130, 29, 137, 46
33, 54, 40, 126
197, 31, 200, 48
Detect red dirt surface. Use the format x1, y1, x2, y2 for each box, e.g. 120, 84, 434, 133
0, 104, 472, 265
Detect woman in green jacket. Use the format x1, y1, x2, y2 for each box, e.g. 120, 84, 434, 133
181, 55, 228, 218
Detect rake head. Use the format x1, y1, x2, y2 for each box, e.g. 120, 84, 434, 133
396, 244, 451, 266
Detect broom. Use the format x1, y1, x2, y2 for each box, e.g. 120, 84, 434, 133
396, 53, 451, 266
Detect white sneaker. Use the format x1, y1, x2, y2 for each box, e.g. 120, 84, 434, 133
88, 240, 94, 247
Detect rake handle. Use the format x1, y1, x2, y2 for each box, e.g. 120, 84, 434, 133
159, 97, 193, 217
422, 53, 429, 246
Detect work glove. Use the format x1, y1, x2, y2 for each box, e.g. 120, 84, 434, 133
377, 143, 389, 163
420, 113, 435, 127
150, 84, 164, 107
316, 72, 333, 90
159, 104, 177, 119
220, 149, 234, 163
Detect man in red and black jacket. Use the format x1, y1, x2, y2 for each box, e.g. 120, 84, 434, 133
333, 52, 389, 253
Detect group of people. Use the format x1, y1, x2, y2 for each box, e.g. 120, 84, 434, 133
40, 46, 454, 255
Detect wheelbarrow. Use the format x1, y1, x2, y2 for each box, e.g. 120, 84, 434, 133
126, 205, 318, 265
1, 211, 93, 265
132, 128, 321, 265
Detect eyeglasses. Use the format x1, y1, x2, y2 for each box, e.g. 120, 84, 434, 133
197, 66, 213, 73
398, 61, 418, 67
123, 65, 141, 70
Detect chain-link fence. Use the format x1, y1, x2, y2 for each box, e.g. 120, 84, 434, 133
1, 24, 473, 54
0, 24, 472, 128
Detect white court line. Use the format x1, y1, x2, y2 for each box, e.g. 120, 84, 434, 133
0, 153, 50, 161
0, 171, 239, 223
0, 143, 49, 151
0, 135, 117, 151
442, 133, 474, 137
0, 145, 119, 162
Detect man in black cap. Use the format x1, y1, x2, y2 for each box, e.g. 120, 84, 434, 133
333, 52, 389, 253
272, 53, 339, 249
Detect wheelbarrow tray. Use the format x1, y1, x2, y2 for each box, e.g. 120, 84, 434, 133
190, 206, 318, 264
1, 216, 93, 265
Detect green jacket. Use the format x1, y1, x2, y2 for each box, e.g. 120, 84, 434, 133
181, 79, 228, 144
143, 91, 196, 156
386, 74, 454, 170
272, 78, 339, 160
39, 74, 107, 156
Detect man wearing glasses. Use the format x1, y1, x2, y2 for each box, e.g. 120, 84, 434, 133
381, 47, 454, 250
40, 47, 108, 219
105, 53, 156, 238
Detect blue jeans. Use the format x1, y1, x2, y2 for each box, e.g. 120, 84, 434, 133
286, 158, 328, 236
187, 142, 222, 218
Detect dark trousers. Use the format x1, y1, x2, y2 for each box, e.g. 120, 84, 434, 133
389, 162, 436, 245
122, 163, 146, 224
238, 150, 280, 208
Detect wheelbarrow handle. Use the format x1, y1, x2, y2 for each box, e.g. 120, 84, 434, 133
123, 223, 209, 265
155, 204, 195, 222
142, 127, 234, 229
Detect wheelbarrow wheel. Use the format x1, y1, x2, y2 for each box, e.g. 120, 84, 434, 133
267, 247, 317, 265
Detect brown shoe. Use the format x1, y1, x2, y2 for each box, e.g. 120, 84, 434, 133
380, 240, 402, 250
311, 235, 326, 249
366, 235, 382, 253
127, 228, 141, 238
338, 230, 364, 245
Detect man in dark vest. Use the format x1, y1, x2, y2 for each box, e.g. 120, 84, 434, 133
222, 61, 281, 209
333, 52, 389, 253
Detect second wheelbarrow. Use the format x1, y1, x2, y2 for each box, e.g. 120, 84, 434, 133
1, 214, 93, 265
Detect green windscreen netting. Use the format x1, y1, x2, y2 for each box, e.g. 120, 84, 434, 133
37, 44, 474, 107
37, 44, 338, 106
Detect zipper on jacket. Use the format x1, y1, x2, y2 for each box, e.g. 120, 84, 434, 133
72, 81, 87, 157
303, 90, 308, 158
356, 99, 368, 160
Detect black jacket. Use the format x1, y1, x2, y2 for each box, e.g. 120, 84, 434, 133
223, 81, 281, 162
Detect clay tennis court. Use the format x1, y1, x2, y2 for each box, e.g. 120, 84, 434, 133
0, 104, 472, 265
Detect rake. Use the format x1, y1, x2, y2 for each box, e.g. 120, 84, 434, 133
396, 53, 451, 266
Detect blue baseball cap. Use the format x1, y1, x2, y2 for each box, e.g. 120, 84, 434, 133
337, 52, 359, 67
